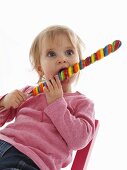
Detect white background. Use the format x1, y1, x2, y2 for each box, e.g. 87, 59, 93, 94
0, 0, 127, 169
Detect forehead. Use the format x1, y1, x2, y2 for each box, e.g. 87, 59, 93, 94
42, 32, 76, 50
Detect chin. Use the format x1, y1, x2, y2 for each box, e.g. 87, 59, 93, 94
61, 78, 70, 84
61, 79, 72, 90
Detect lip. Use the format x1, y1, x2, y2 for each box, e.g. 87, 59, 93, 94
57, 67, 69, 81
58, 67, 68, 73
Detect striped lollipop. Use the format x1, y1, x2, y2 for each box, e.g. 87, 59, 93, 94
29, 40, 122, 96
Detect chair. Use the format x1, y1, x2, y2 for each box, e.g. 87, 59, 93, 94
71, 120, 99, 170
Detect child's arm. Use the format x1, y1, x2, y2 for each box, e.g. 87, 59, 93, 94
43, 75, 95, 150
0, 90, 27, 109
0, 96, 6, 110
44, 97, 95, 151
0, 89, 27, 127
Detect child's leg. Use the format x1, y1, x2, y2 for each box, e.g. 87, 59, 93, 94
0, 140, 39, 170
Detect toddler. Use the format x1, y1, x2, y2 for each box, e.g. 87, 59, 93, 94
0, 25, 95, 170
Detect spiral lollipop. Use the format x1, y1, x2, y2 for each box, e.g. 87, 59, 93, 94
29, 40, 122, 96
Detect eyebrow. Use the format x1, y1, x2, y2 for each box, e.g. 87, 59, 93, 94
44, 44, 76, 54
46, 46, 75, 51
65, 46, 75, 50
46, 48, 54, 52
43, 48, 54, 54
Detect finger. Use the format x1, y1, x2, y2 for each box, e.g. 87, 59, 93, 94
15, 94, 24, 103
10, 99, 20, 108
43, 86, 49, 93
54, 75, 62, 88
46, 79, 54, 91
50, 77, 58, 89
17, 91, 27, 101
14, 91, 26, 103
12, 90, 23, 102
12, 102, 19, 109
14, 98, 21, 105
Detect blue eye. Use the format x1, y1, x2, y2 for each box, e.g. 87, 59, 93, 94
65, 49, 74, 56
47, 51, 56, 57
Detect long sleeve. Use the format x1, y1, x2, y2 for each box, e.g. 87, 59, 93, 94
0, 94, 16, 127
44, 96, 95, 151
0, 94, 6, 111
0, 106, 16, 127
0, 90, 95, 170
0, 86, 31, 127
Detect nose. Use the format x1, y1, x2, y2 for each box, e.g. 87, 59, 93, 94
56, 56, 68, 64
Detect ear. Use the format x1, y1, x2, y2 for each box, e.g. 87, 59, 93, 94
37, 65, 44, 76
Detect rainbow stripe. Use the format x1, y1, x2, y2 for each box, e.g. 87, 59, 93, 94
29, 40, 122, 96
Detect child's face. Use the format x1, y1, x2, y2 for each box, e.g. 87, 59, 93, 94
38, 33, 80, 92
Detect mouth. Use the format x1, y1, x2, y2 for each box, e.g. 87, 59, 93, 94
58, 65, 69, 73
58, 68, 67, 73
58, 67, 69, 81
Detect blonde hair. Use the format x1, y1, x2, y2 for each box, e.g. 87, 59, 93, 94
29, 25, 85, 82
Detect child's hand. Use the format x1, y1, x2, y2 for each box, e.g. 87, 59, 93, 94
43, 75, 63, 105
0, 90, 27, 109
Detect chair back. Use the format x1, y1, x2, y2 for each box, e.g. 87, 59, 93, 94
71, 120, 99, 170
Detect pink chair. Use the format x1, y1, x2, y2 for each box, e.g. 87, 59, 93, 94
71, 120, 99, 170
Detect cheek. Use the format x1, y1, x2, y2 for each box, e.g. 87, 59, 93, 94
42, 66, 55, 79
71, 57, 80, 65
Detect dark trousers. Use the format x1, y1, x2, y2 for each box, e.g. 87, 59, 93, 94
0, 140, 40, 170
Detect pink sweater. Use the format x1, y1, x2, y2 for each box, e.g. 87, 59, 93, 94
0, 86, 95, 170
